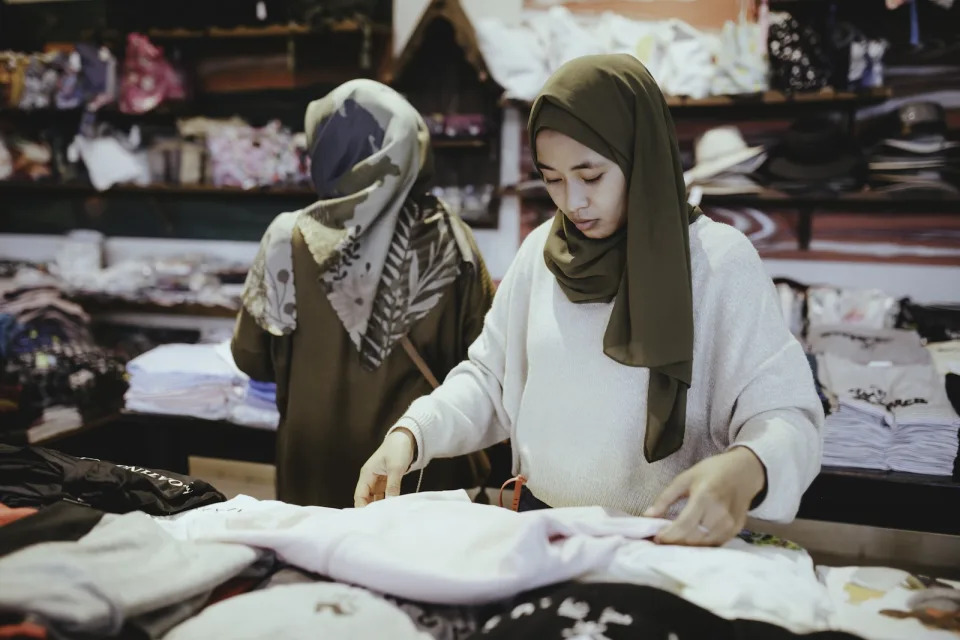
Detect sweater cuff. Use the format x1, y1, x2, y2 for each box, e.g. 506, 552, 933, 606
388, 397, 437, 473
729, 415, 803, 523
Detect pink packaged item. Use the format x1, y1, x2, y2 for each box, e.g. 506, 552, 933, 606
119, 33, 185, 114
207, 120, 304, 189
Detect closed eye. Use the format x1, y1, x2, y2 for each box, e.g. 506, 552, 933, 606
543, 176, 562, 185
583, 174, 604, 184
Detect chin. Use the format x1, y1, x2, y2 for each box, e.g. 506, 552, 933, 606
582, 225, 613, 239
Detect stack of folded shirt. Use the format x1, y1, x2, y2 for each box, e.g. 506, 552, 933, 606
819, 399, 890, 471
125, 343, 244, 421
228, 381, 279, 430
212, 342, 279, 430
126, 342, 281, 429
815, 350, 959, 476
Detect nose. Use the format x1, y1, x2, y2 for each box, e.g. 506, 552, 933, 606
565, 180, 588, 217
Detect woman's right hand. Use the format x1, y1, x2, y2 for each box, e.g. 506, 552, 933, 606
353, 428, 416, 507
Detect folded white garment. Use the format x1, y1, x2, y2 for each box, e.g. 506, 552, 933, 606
124, 342, 281, 427
126, 343, 244, 390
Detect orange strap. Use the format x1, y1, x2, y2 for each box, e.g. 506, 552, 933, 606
498, 475, 527, 511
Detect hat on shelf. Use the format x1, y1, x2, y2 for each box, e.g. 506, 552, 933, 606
763, 117, 866, 192
876, 102, 958, 155
683, 126, 766, 186
868, 101, 960, 194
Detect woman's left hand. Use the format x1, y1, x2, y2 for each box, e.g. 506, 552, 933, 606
643, 447, 767, 546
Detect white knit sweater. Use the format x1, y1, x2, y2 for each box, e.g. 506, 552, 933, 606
395, 217, 824, 522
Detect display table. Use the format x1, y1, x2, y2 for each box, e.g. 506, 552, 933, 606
38, 413, 960, 536
800, 467, 959, 536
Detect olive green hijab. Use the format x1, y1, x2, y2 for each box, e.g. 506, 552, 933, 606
530, 54, 701, 462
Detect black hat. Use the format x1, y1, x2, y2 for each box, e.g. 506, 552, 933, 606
893, 102, 947, 140
766, 118, 866, 183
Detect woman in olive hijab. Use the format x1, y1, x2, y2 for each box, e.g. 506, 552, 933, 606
356, 55, 823, 546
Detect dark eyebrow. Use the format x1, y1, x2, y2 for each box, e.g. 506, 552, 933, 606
536, 161, 600, 171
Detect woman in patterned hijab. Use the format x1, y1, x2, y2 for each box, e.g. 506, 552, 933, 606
233, 79, 494, 508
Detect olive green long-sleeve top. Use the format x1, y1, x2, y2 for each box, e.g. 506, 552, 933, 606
231, 222, 495, 507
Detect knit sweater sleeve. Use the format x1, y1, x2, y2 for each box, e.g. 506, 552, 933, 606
389, 231, 537, 471
701, 234, 824, 523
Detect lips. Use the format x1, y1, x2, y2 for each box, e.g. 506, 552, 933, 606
573, 219, 598, 232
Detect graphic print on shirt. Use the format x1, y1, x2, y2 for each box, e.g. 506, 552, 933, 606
737, 530, 804, 551
846, 385, 928, 412
479, 596, 640, 640
557, 597, 634, 640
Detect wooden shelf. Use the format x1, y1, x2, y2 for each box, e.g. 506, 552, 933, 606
0, 180, 317, 200
72, 295, 238, 319
702, 190, 960, 213
147, 21, 391, 40
505, 87, 892, 116
510, 183, 960, 214
28, 413, 121, 446
800, 466, 960, 535
431, 138, 488, 149
0, 180, 500, 230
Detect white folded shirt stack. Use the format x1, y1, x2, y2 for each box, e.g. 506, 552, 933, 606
820, 399, 889, 471
124, 342, 279, 429
816, 352, 959, 476
888, 402, 959, 476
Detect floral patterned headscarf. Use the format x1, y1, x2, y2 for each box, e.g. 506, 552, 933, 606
241, 79, 476, 369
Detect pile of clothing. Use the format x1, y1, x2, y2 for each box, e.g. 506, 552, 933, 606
0, 283, 127, 443
474, 7, 899, 103
0, 456, 956, 640
3, 254, 244, 316
49, 249, 246, 313
0, 46, 115, 112
773, 280, 960, 477
0, 135, 53, 183
202, 119, 309, 190
475, 9, 767, 102
124, 342, 278, 430
766, 13, 887, 94
60, 114, 311, 192
0, 33, 184, 115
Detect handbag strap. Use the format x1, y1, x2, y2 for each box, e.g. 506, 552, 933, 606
399, 335, 437, 493
399, 335, 490, 501
400, 335, 440, 389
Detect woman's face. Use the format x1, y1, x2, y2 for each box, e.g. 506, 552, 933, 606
535, 129, 627, 239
